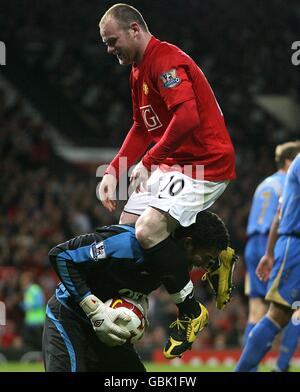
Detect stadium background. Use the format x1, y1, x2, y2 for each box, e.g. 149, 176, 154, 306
0, 0, 299, 371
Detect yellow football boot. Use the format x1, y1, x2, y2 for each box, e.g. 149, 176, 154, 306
202, 246, 238, 310
163, 302, 209, 359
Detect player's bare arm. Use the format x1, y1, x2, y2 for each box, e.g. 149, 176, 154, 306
256, 207, 280, 281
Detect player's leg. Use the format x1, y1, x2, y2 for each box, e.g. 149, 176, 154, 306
243, 235, 268, 347
135, 170, 231, 308
243, 297, 268, 344
235, 302, 291, 372
141, 172, 234, 310
122, 182, 205, 358
136, 206, 198, 314
79, 320, 147, 372
123, 169, 197, 316
236, 236, 299, 371
136, 172, 231, 358
274, 308, 300, 372
43, 315, 74, 372
119, 211, 140, 225
244, 297, 268, 347
241, 298, 268, 372
248, 298, 268, 328
122, 169, 231, 358
43, 296, 88, 372
242, 235, 269, 372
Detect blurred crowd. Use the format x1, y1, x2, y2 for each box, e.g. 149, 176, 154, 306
1, 0, 299, 357
1, 1, 299, 144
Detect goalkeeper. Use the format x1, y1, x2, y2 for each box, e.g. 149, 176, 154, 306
43, 211, 235, 372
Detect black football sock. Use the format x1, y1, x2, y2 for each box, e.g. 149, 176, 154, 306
143, 236, 199, 317
177, 291, 201, 318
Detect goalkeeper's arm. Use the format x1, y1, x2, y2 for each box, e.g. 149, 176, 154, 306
48, 234, 131, 345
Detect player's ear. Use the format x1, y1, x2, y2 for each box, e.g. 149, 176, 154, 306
284, 158, 292, 170
129, 22, 140, 36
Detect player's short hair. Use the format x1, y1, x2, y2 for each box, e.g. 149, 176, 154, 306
275, 140, 300, 168
100, 3, 149, 32
174, 211, 230, 252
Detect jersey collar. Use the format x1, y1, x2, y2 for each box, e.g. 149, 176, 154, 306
134, 36, 160, 67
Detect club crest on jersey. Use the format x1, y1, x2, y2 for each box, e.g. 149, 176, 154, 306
160, 69, 181, 88
143, 82, 149, 95
90, 241, 106, 260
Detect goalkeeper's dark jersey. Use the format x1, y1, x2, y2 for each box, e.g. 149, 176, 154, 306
49, 224, 160, 321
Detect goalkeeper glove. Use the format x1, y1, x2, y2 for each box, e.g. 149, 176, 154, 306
79, 294, 131, 346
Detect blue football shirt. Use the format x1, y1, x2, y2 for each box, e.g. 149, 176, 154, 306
278, 154, 300, 235
247, 171, 286, 236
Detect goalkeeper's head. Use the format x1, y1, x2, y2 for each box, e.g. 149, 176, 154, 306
173, 210, 230, 269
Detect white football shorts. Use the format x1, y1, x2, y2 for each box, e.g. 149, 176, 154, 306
123, 168, 229, 227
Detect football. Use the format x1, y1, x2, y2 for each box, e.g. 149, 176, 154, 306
105, 297, 147, 343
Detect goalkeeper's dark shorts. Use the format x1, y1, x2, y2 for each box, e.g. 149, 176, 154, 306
43, 296, 146, 372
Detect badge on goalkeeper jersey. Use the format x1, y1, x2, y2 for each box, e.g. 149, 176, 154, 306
90, 241, 106, 260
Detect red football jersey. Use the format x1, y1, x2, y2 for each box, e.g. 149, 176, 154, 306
130, 36, 235, 181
